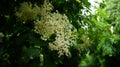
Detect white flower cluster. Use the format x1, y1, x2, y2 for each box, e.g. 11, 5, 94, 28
15, 0, 77, 57
34, 0, 77, 57
15, 2, 40, 22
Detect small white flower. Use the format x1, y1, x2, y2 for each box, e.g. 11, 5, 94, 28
110, 26, 114, 33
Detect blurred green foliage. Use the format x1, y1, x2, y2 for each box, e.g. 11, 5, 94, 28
0, 0, 120, 67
